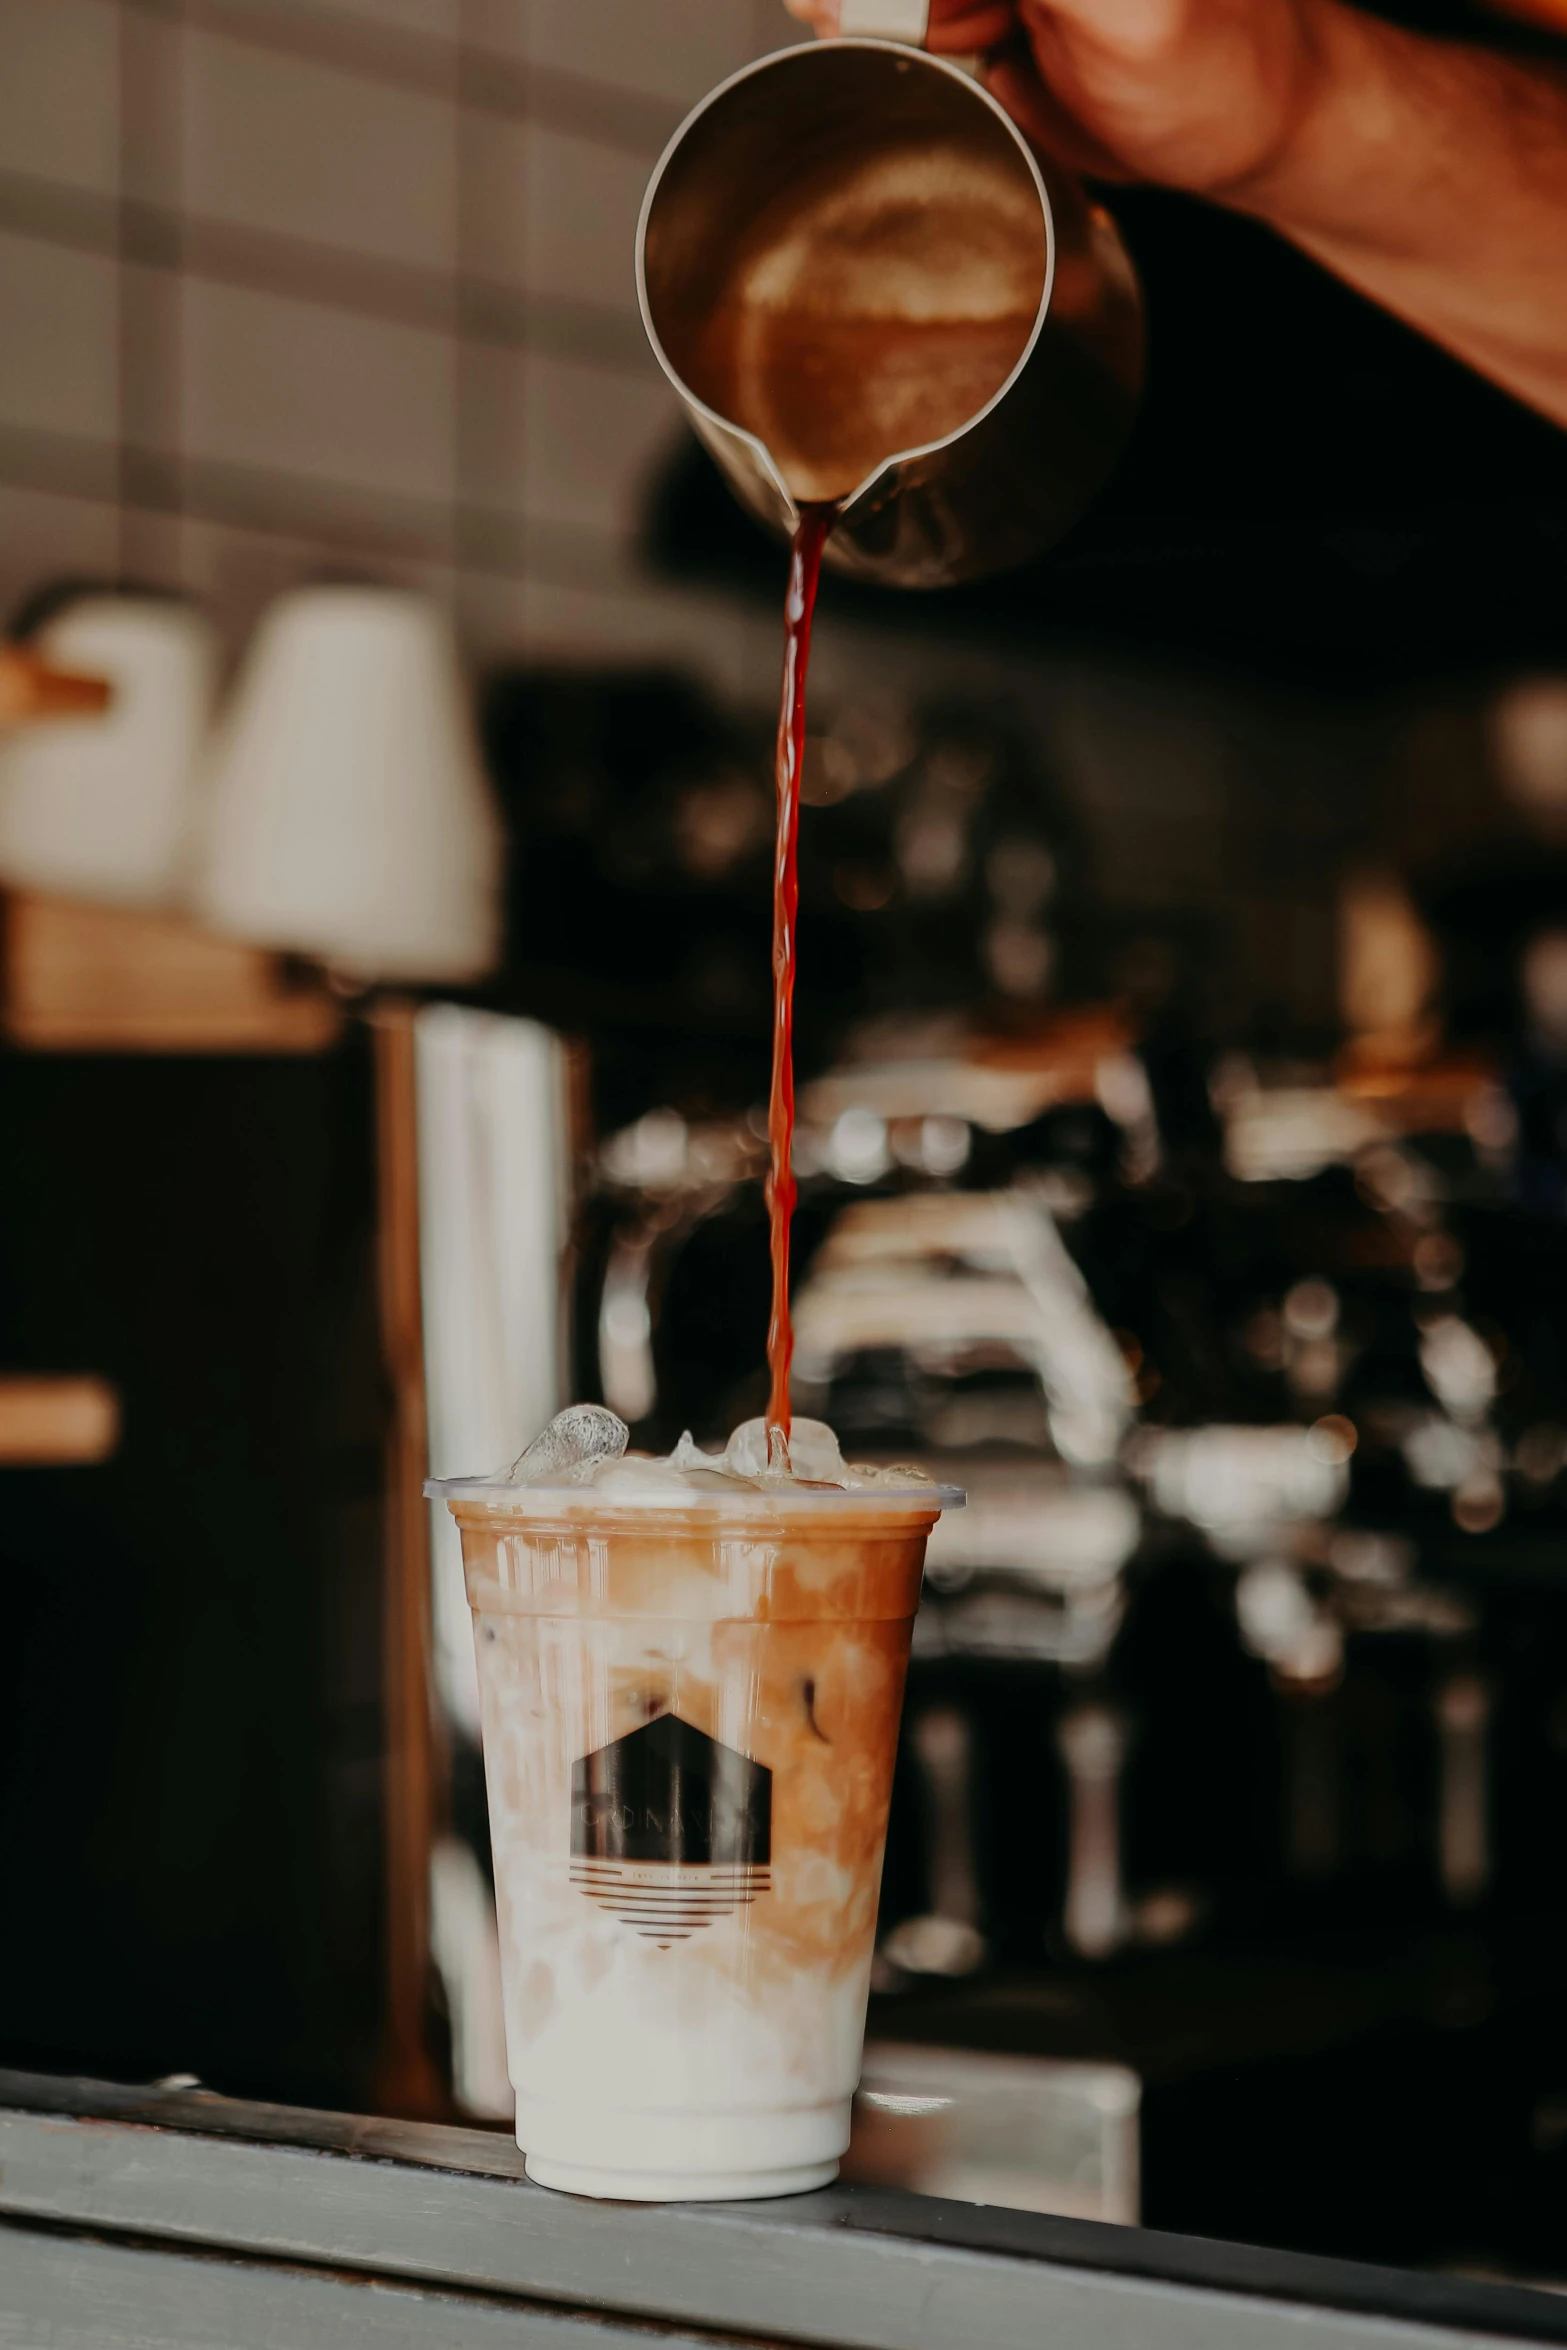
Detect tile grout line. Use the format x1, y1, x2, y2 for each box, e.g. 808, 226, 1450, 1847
121, 0, 683, 155
0, 168, 654, 376
0, 420, 676, 598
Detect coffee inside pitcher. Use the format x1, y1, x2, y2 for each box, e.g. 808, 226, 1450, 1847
647, 92, 1047, 504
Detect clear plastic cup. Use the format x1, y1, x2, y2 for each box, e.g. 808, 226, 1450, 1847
428, 1470, 959, 2200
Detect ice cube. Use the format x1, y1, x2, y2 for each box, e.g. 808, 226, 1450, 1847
509, 1403, 628, 1485
668, 1429, 722, 1473
722, 1418, 772, 1479
842, 1459, 934, 1490
587, 1455, 695, 1498
783, 1417, 848, 1482
723, 1415, 847, 1485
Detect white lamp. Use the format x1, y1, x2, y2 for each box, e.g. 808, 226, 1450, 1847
0, 595, 218, 908
193, 587, 502, 984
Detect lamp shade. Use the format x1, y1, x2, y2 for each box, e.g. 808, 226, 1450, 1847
194, 587, 502, 984
0, 595, 218, 908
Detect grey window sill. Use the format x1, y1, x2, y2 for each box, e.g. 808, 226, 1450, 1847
1, 2067, 1563, 2350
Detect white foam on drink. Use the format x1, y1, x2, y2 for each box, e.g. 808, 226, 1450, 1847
506, 1404, 933, 1497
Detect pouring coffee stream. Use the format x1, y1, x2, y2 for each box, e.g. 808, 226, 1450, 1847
765, 504, 833, 1446
639, 38, 1144, 1450
731, 60, 1055, 1445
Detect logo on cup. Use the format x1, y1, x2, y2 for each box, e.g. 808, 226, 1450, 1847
570, 1713, 771, 1945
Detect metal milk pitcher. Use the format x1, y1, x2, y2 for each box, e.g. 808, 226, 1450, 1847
636, 36, 1143, 591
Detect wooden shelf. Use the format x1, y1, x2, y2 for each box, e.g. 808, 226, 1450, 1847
0, 1375, 119, 1465
0, 891, 342, 1054
0, 647, 111, 728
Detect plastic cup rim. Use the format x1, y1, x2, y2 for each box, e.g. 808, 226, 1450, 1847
424, 1473, 965, 1514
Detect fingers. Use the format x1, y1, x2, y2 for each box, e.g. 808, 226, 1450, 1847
927, 0, 1019, 50
983, 45, 1134, 176
785, 0, 1016, 45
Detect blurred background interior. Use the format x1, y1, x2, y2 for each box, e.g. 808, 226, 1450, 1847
5, 0, 1567, 2286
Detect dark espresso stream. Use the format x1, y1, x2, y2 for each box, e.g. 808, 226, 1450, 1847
765, 504, 834, 1445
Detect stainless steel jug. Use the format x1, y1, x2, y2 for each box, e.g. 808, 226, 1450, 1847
636, 38, 1143, 591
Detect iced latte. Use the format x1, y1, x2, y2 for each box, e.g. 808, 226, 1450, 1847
431, 1411, 958, 2201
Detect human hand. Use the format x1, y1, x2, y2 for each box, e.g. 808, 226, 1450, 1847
781, 0, 1331, 198
784, 0, 1567, 432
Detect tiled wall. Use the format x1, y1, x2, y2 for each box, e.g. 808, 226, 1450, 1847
0, 0, 799, 680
